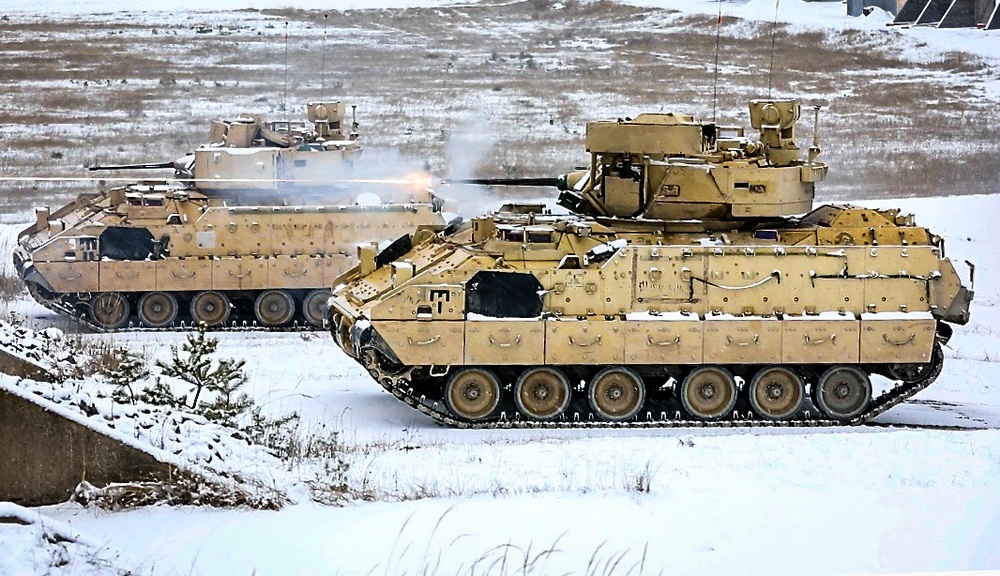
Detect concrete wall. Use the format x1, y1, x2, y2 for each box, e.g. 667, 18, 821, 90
0, 388, 172, 506
0, 349, 54, 382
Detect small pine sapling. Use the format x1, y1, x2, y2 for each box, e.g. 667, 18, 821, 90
242, 406, 300, 454
100, 346, 151, 404
140, 377, 182, 407
196, 356, 253, 428
156, 323, 221, 408
155, 323, 253, 427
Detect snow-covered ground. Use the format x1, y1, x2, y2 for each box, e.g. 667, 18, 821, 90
6, 0, 997, 60
1, 1, 999, 575
0, 190, 992, 576
0, 503, 153, 576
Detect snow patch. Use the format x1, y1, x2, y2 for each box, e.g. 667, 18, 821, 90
0, 502, 151, 576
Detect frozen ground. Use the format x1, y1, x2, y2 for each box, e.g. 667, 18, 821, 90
1, 0, 999, 217
1, 1, 999, 575
0, 503, 153, 576
0, 190, 994, 575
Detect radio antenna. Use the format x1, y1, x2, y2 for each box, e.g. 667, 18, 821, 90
712, 0, 722, 123
767, 0, 780, 99
321, 14, 328, 99
282, 21, 289, 113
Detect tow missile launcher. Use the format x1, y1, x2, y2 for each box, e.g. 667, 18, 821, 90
329, 99, 973, 429
15, 102, 459, 330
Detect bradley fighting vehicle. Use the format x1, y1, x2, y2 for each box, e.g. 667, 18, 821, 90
328, 100, 974, 428
14, 102, 457, 330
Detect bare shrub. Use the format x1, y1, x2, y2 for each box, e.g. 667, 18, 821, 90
72, 470, 287, 511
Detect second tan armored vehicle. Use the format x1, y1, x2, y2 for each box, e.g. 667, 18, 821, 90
328, 99, 973, 428
15, 102, 458, 329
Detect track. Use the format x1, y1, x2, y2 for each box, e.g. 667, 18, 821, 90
359, 343, 952, 431
26, 285, 323, 334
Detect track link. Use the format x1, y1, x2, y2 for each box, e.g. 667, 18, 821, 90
27, 290, 321, 334
360, 345, 950, 431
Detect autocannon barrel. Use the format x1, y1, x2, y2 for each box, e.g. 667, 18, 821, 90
442, 177, 567, 189
87, 161, 176, 172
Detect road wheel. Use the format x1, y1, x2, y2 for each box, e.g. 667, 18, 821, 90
137, 291, 178, 328
680, 366, 738, 420
748, 366, 805, 420
814, 365, 871, 421
444, 368, 501, 421
254, 290, 295, 326
587, 366, 645, 422
189, 291, 231, 327
302, 289, 333, 327
515, 367, 571, 421
89, 292, 130, 330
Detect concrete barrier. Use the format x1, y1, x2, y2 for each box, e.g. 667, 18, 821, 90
0, 386, 172, 506
0, 348, 54, 382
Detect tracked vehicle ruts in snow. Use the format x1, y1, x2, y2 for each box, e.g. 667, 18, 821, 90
14, 102, 457, 330
328, 100, 974, 428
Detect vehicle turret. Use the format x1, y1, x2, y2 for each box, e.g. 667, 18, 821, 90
85, 101, 363, 201
446, 100, 827, 221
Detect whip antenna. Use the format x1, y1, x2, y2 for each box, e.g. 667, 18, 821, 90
712, 0, 722, 123
767, 0, 780, 99
321, 14, 328, 99
282, 21, 289, 113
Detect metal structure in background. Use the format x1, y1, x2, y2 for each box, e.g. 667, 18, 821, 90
892, 0, 998, 27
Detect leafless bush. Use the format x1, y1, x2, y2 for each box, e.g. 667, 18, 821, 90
72, 470, 288, 511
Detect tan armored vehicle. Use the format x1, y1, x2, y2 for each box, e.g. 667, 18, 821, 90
15, 102, 458, 329
328, 99, 974, 428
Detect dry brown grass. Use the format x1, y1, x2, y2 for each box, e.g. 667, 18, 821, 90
0, 1, 996, 214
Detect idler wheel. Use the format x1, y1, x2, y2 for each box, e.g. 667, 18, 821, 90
254, 290, 295, 326
587, 366, 645, 422
814, 365, 872, 421
515, 367, 571, 421
302, 289, 333, 328
89, 292, 130, 330
748, 366, 805, 421
445, 368, 501, 421
189, 290, 231, 327
680, 366, 738, 420
885, 342, 944, 384
137, 291, 178, 328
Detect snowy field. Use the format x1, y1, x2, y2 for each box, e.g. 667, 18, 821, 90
0, 190, 992, 575
2, 1, 1000, 575
2, 0, 1000, 218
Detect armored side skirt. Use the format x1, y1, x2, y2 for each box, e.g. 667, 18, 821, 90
369, 315, 937, 368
